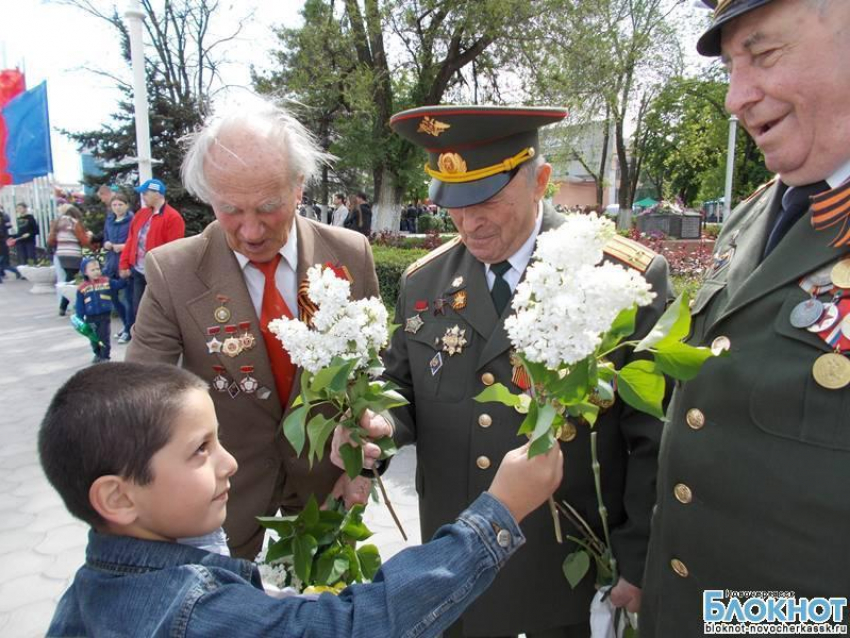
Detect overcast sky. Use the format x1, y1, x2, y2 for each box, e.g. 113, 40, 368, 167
0, 0, 305, 183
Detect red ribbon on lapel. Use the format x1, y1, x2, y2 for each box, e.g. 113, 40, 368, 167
811, 181, 850, 247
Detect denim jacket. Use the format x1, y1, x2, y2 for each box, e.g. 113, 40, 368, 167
48, 492, 524, 637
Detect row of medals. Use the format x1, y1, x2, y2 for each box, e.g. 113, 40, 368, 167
791, 258, 850, 389
207, 301, 261, 399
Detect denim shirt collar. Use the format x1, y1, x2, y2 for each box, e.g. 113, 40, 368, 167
84, 529, 259, 585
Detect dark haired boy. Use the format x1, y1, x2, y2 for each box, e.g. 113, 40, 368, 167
40, 362, 562, 637
75, 257, 114, 363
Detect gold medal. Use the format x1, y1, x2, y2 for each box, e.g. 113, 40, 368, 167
214, 295, 232, 323
238, 322, 256, 350
830, 258, 850, 289
441, 325, 468, 356
812, 352, 850, 389
222, 337, 243, 358
451, 290, 468, 311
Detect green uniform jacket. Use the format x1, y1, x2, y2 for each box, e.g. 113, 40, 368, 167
383, 206, 671, 636
641, 181, 850, 637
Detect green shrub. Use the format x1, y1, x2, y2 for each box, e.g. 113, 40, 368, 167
416, 214, 442, 233
372, 245, 429, 312
703, 223, 722, 239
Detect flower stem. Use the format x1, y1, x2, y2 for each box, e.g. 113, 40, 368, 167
549, 497, 563, 544
597, 340, 640, 360
372, 468, 407, 541
590, 431, 617, 581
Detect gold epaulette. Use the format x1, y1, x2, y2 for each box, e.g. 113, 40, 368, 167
744, 176, 778, 203
603, 235, 656, 273
405, 236, 463, 277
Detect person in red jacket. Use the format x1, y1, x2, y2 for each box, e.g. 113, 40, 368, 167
119, 178, 185, 334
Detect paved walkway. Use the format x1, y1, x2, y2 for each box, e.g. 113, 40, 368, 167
0, 275, 420, 637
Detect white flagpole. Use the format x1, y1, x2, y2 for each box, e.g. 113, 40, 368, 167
125, 0, 153, 182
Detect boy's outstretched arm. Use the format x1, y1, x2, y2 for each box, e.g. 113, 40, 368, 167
190, 444, 563, 638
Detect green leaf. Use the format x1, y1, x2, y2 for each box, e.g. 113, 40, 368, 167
549, 359, 591, 404
616, 361, 666, 419
339, 442, 364, 479
315, 548, 348, 586
600, 306, 637, 352
328, 360, 357, 395
517, 399, 539, 436
300, 495, 321, 528
573, 401, 600, 427
531, 402, 558, 444
528, 429, 556, 458
306, 414, 337, 464
311, 363, 347, 393
636, 293, 691, 352
562, 550, 591, 589
282, 405, 309, 456
300, 372, 321, 403
341, 517, 373, 541
264, 536, 293, 564
357, 544, 382, 581
474, 383, 521, 408
256, 517, 295, 538
293, 534, 318, 583
597, 363, 616, 383
342, 545, 361, 582
291, 394, 304, 408
653, 342, 715, 381
375, 435, 397, 460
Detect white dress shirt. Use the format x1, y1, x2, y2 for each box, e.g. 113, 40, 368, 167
232, 220, 299, 318
484, 203, 544, 293
827, 158, 850, 189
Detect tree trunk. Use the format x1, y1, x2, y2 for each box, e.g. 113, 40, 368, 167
374, 167, 400, 232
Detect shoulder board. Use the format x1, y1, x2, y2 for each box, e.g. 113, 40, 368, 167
743, 176, 778, 203
405, 236, 463, 278
603, 235, 656, 273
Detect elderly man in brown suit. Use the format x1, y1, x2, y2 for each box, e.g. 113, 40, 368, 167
125, 98, 380, 559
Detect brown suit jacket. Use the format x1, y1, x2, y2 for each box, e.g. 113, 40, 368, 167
126, 216, 380, 558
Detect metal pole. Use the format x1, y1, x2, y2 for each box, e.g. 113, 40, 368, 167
723, 115, 738, 222
125, 0, 153, 182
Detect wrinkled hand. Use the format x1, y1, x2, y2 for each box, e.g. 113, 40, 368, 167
330, 409, 393, 471
330, 473, 373, 510
488, 443, 563, 524
119, 268, 131, 279
6, 238, 15, 247
103, 241, 113, 251
609, 577, 641, 613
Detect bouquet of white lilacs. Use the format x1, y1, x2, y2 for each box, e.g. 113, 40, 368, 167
259, 265, 407, 593
476, 213, 718, 637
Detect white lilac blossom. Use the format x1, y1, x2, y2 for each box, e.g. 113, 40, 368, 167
505, 213, 655, 369
269, 265, 389, 374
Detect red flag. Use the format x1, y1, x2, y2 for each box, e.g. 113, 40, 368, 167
0, 69, 26, 187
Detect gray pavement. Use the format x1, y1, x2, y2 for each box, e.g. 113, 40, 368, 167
0, 275, 420, 637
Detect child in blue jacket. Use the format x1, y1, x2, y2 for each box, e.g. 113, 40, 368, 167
75, 257, 114, 362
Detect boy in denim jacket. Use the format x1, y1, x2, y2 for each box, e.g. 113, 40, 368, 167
75, 257, 114, 362
40, 362, 562, 637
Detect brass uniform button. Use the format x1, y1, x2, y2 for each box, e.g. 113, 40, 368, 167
670, 558, 689, 578
478, 414, 493, 428
558, 421, 577, 442
711, 336, 731, 355
476, 456, 491, 470
686, 408, 705, 430
481, 372, 495, 386
674, 483, 693, 504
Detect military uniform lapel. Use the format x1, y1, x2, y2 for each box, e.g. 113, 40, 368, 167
453, 247, 498, 341
186, 222, 283, 419
720, 206, 848, 323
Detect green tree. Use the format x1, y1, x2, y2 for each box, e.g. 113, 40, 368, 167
641, 68, 771, 207
58, 0, 249, 235
256, 0, 545, 231
519, 0, 685, 214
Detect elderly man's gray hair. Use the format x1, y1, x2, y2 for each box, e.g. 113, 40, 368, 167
181, 97, 332, 204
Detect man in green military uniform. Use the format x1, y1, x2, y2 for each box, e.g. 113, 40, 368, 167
352, 105, 671, 637
641, 1, 850, 635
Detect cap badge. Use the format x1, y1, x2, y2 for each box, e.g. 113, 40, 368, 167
437, 152, 468, 176
417, 116, 451, 137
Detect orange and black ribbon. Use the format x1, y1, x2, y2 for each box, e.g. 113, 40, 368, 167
297, 263, 354, 326
811, 181, 850, 248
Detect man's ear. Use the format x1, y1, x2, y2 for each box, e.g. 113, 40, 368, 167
89, 475, 139, 527
534, 163, 553, 201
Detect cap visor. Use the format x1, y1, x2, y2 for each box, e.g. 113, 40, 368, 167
429, 172, 512, 209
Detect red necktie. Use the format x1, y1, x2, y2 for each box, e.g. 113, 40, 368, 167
251, 255, 296, 405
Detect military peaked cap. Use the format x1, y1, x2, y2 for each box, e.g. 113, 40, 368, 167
389, 105, 567, 208
697, 0, 775, 56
